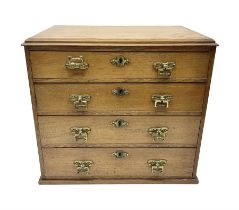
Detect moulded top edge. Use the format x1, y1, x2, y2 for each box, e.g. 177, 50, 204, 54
22, 25, 217, 46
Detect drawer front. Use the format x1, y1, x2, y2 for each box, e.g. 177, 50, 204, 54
43, 148, 196, 178
35, 83, 205, 114
30, 51, 210, 80
39, 116, 201, 146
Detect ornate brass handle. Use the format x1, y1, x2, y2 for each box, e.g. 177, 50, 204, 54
74, 160, 93, 173
70, 94, 91, 110
148, 127, 169, 142
111, 55, 129, 67
112, 150, 128, 158
153, 61, 176, 77
65, 56, 89, 70
147, 159, 167, 174
112, 119, 128, 128
152, 94, 173, 108
112, 87, 129, 96
71, 127, 91, 142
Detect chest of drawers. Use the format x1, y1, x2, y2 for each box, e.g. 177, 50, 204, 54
23, 26, 217, 184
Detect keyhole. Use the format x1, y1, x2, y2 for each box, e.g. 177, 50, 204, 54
118, 152, 122, 157
118, 121, 122, 127
118, 89, 123, 95
118, 57, 123, 64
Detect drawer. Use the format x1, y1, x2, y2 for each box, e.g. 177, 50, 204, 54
30, 51, 210, 81
35, 83, 205, 115
39, 116, 201, 147
42, 148, 196, 178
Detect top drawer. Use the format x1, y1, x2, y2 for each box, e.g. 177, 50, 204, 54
30, 51, 210, 81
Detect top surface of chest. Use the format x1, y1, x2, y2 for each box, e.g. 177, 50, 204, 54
23, 25, 216, 46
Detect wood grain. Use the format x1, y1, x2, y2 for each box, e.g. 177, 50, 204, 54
35, 83, 206, 115
34, 78, 208, 83
24, 48, 45, 175
25, 45, 217, 51
42, 148, 196, 178
192, 48, 216, 177
38, 116, 201, 147
24, 26, 215, 44
30, 51, 210, 81
39, 177, 199, 184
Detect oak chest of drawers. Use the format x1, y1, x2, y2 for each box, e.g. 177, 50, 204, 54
23, 26, 217, 184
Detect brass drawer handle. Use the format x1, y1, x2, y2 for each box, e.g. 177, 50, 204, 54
74, 160, 93, 173
70, 94, 91, 110
152, 94, 173, 108
70, 127, 91, 142
112, 87, 129, 96
112, 150, 128, 158
148, 127, 169, 142
153, 61, 176, 77
112, 119, 128, 128
65, 56, 89, 70
147, 159, 167, 174
111, 55, 129, 67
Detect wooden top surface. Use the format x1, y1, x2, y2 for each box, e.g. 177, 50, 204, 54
24, 25, 216, 46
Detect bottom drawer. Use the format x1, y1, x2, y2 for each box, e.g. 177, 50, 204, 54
42, 148, 196, 179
